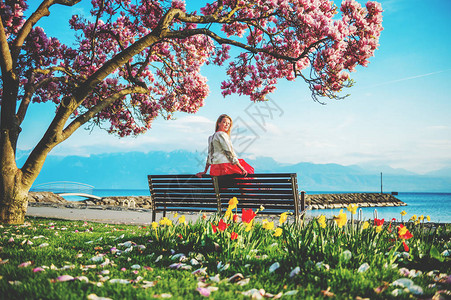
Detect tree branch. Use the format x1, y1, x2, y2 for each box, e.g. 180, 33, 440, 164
54, 0, 82, 5
33, 66, 76, 77
62, 86, 148, 139
0, 15, 13, 75
166, 27, 328, 62
16, 66, 76, 125
70, 7, 182, 102
16, 72, 37, 125
11, 0, 81, 63
17, 74, 71, 125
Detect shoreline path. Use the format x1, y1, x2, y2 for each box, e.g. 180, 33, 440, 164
26, 206, 198, 225
26, 206, 450, 226
26, 204, 296, 225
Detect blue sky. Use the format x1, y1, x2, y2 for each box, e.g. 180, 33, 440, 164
17, 0, 451, 174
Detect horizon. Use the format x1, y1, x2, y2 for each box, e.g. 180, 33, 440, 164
16, 0, 451, 176
24, 150, 451, 193
16, 147, 451, 177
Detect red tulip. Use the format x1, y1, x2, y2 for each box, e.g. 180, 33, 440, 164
402, 241, 409, 252
232, 214, 239, 223
397, 224, 413, 240
218, 219, 230, 232
242, 208, 256, 224
374, 218, 384, 226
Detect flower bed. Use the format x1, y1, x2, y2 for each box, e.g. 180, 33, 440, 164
0, 200, 450, 299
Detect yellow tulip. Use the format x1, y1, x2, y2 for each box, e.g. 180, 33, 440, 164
178, 215, 186, 225
347, 204, 358, 215
262, 219, 274, 230
409, 215, 417, 221
279, 212, 289, 225
273, 227, 283, 237
333, 209, 347, 228
362, 221, 369, 230
245, 220, 253, 232
151, 222, 158, 230
317, 215, 327, 228
426, 215, 431, 221
173, 212, 178, 218
228, 197, 238, 210
375, 225, 383, 233
159, 217, 173, 226
419, 215, 424, 221
224, 208, 233, 219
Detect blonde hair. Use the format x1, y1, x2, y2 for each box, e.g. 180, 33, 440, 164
215, 114, 233, 136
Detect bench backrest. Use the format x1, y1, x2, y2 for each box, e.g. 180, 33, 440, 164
148, 174, 219, 213
148, 173, 303, 219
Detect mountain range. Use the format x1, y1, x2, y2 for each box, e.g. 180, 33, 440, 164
16, 150, 451, 192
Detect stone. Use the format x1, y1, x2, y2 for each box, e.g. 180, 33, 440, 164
305, 193, 405, 210
28, 192, 68, 204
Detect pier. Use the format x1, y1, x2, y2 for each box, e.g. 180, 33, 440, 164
30, 181, 100, 200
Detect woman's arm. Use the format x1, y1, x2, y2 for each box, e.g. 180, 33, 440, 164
196, 163, 210, 177
235, 161, 248, 176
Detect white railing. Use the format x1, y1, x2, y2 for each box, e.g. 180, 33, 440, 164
31, 181, 94, 195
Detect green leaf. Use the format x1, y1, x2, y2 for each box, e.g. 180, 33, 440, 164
430, 245, 445, 262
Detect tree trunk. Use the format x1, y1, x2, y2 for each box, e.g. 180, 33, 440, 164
0, 168, 29, 224
0, 186, 28, 224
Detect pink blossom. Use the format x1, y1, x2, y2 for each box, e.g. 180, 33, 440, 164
197, 287, 211, 297
1, 0, 382, 141
18, 261, 32, 268
33, 267, 45, 272
57, 275, 75, 282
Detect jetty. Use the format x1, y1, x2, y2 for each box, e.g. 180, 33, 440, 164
306, 193, 406, 210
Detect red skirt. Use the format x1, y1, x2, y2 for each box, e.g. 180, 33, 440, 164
210, 159, 254, 176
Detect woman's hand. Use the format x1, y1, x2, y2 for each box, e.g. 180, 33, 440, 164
237, 164, 248, 177
195, 171, 206, 178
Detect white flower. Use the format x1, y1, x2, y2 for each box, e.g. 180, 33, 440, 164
357, 263, 370, 273
289, 266, 300, 278
269, 262, 280, 273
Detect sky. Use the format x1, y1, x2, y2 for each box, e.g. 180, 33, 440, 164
17, 0, 451, 175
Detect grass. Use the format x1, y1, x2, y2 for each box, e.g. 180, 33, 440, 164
0, 206, 450, 299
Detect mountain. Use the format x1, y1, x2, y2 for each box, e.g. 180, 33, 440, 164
425, 167, 451, 178
18, 150, 451, 192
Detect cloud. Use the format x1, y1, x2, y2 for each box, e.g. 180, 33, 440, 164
366, 69, 451, 88
426, 125, 449, 131
165, 115, 214, 133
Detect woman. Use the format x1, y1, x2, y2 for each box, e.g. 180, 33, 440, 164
196, 114, 254, 177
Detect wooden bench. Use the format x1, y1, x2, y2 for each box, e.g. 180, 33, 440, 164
147, 173, 306, 223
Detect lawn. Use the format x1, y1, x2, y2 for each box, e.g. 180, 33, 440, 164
0, 202, 450, 299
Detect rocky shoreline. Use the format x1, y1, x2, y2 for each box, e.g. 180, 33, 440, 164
28, 191, 406, 210
27, 192, 152, 210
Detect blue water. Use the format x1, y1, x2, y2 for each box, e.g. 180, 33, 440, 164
305, 192, 451, 224
64, 190, 451, 223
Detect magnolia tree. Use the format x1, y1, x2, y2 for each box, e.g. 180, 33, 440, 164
0, 0, 383, 224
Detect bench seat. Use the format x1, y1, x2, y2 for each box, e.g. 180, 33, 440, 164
147, 173, 306, 222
